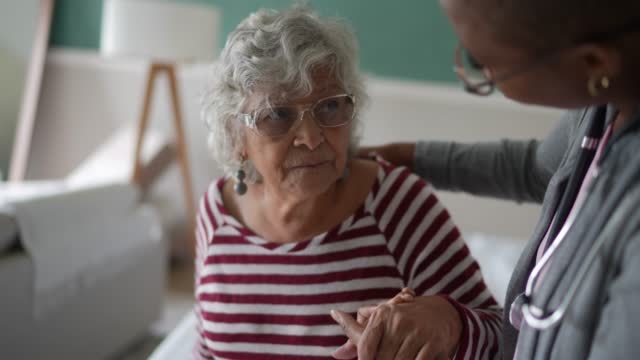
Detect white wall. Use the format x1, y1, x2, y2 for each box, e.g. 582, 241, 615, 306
30, 49, 563, 240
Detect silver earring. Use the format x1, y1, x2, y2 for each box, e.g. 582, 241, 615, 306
234, 167, 247, 195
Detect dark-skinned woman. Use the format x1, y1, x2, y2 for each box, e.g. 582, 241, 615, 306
331, 0, 640, 358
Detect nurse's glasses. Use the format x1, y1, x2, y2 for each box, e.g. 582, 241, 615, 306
454, 18, 640, 96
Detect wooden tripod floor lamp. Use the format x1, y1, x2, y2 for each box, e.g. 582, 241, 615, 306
101, 0, 220, 258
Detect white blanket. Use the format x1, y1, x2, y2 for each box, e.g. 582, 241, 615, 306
7, 182, 162, 318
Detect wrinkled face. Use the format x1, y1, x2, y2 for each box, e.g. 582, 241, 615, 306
440, 0, 608, 108
241, 70, 352, 199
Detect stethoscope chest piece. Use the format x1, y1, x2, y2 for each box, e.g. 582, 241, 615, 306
509, 293, 527, 330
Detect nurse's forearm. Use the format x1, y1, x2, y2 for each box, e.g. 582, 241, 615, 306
414, 139, 548, 203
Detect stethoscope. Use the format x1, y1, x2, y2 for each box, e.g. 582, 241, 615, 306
513, 194, 608, 330
511, 109, 610, 330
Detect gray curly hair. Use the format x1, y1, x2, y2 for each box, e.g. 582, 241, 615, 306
201, 5, 367, 182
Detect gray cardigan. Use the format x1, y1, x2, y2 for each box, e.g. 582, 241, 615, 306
415, 106, 640, 359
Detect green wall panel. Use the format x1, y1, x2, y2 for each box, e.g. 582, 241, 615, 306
49, 0, 458, 83
50, 0, 103, 49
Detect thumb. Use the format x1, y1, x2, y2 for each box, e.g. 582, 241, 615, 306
332, 339, 357, 359
331, 309, 364, 345
356, 147, 378, 159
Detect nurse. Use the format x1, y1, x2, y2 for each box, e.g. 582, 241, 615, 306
331, 0, 640, 358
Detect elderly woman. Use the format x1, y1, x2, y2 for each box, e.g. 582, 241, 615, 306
196, 6, 500, 360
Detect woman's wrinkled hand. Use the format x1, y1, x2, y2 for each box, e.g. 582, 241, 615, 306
330, 290, 462, 360
357, 142, 416, 170
331, 288, 415, 359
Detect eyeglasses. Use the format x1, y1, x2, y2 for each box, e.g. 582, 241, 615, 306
454, 18, 640, 96
454, 44, 550, 96
453, 45, 495, 96
240, 93, 356, 137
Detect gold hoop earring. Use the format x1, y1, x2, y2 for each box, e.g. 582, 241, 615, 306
588, 76, 610, 97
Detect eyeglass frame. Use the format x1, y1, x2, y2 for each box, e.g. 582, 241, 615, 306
239, 93, 357, 137
454, 18, 640, 96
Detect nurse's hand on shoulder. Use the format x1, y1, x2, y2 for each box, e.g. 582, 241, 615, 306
358, 142, 416, 170
330, 288, 462, 360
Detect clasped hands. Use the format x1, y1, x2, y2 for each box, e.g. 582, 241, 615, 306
330, 288, 462, 360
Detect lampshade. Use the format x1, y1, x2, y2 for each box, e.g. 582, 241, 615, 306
100, 0, 220, 62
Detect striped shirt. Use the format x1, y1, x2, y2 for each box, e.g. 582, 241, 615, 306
194, 160, 502, 359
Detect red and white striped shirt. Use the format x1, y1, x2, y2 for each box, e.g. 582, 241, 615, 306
194, 160, 502, 360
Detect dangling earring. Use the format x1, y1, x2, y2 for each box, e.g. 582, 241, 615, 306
587, 76, 610, 97
234, 162, 248, 195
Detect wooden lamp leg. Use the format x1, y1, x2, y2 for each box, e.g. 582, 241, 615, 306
132, 62, 197, 259
165, 64, 197, 259
131, 64, 160, 186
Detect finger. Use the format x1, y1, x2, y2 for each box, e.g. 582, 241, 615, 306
387, 291, 415, 306
394, 337, 422, 360
356, 147, 379, 159
331, 310, 364, 345
401, 287, 416, 297
359, 294, 411, 327
377, 337, 403, 360
375, 318, 404, 360
332, 339, 357, 360
399, 293, 416, 303
388, 293, 411, 305
415, 345, 434, 360
358, 307, 386, 360
357, 305, 377, 323
356, 305, 376, 327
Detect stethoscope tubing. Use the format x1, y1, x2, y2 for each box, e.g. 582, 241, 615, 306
521, 164, 640, 330
520, 114, 606, 330
521, 176, 591, 329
